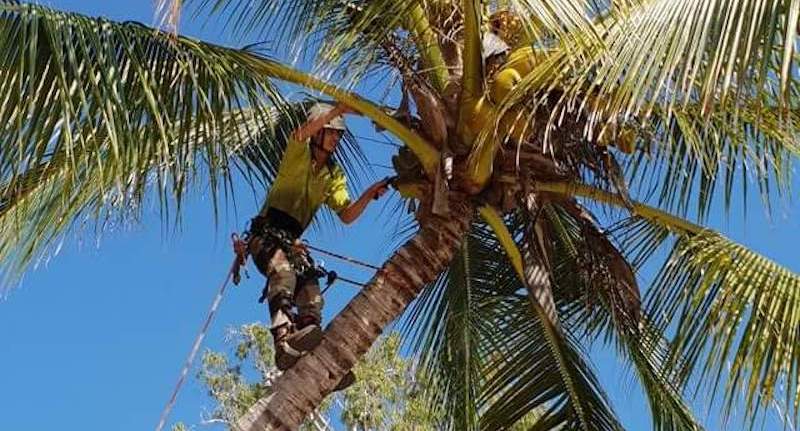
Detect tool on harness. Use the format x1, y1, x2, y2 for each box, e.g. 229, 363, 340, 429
326, 269, 338, 287
231, 233, 250, 285
245, 212, 373, 301
256, 260, 365, 301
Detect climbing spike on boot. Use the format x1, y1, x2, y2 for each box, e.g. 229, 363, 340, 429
274, 340, 302, 371
286, 324, 323, 352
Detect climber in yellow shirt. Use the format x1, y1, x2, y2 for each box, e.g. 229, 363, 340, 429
247, 102, 389, 389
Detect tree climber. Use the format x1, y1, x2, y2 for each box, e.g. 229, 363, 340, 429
247, 102, 390, 390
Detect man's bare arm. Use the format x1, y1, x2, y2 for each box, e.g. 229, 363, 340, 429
338, 179, 390, 224
291, 103, 356, 142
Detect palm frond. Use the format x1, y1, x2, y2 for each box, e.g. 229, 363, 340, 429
537, 183, 800, 423
0, 2, 403, 282
404, 221, 623, 430
618, 320, 703, 431
505, 0, 613, 47
0, 1, 289, 207
531, 202, 640, 338
541, 180, 800, 427
186, 0, 434, 89
478, 301, 621, 431
500, 0, 800, 168
613, 215, 800, 426
587, 0, 800, 112
517, 200, 696, 430
402, 229, 489, 431
528, 201, 701, 430
625, 101, 799, 220
155, 0, 182, 33
0, 104, 287, 285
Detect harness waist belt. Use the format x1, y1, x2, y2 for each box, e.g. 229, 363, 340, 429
254, 207, 304, 239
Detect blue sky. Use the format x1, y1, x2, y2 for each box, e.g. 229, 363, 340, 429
1, 2, 799, 430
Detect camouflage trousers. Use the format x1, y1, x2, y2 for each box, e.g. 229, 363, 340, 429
248, 231, 323, 330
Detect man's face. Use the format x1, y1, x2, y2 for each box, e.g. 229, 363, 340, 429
320, 128, 343, 153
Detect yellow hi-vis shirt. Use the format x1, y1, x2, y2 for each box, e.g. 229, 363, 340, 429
262, 137, 351, 229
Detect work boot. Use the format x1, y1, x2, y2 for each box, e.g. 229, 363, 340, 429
332, 370, 356, 392
272, 326, 302, 371
288, 316, 323, 352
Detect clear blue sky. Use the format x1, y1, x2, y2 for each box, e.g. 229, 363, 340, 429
1, 2, 799, 430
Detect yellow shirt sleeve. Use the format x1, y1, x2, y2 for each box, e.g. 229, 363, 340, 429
325, 166, 351, 213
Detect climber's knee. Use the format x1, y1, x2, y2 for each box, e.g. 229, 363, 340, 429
267, 268, 296, 300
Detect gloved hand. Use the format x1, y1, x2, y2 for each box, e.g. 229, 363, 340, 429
370, 177, 395, 200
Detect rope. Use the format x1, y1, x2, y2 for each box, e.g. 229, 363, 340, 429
320, 273, 366, 295
154, 236, 241, 431
304, 243, 381, 271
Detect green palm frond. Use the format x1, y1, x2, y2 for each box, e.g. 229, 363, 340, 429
155, 0, 182, 33
531, 203, 640, 337
0, 105, 278, 284
0, 2, 390, 282
504, 0, 614, 47
582, 0, 800, 113
531, 203, 701, 430
0, 1, 288, 207
0, 0, 290, 281
478, 294, 621, 431
187, 0, 435, 89
614, 216, 800, 426
500, 0, 799, 153
404, 221, 623, 431
625, 101, 799, 220
618, 321, 703, 431
402, 230, 489, 430
541, 181, 800, 427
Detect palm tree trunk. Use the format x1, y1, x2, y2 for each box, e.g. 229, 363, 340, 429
236, 200, 474, 431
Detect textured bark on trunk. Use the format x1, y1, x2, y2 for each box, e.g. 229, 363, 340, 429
236, 200, 474, 431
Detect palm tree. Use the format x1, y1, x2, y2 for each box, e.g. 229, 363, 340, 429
2, 0, 800, 429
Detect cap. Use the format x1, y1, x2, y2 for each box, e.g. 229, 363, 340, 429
308, 102, 346, 131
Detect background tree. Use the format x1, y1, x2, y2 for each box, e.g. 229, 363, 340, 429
2, 0, 800, 430
172, 326, 438, 431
